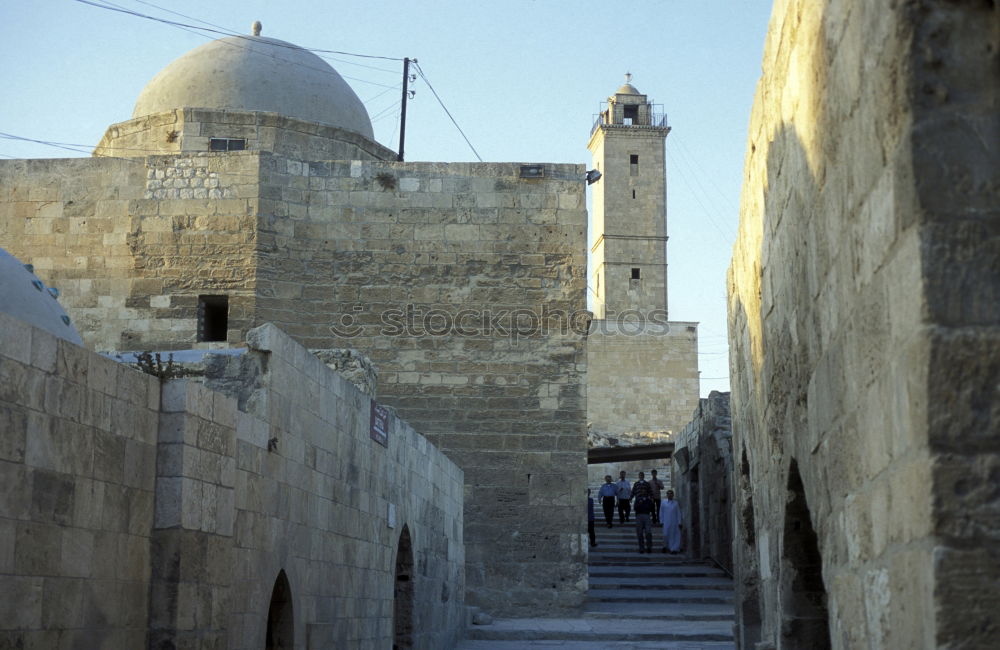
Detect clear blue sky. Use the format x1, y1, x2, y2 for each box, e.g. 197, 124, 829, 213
0, 0, 773, 397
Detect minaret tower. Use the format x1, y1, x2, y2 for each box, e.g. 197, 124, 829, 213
587, 74, 671, 320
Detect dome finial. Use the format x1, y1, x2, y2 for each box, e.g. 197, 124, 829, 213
252, 20, 262, 36
625, 71, 632, 84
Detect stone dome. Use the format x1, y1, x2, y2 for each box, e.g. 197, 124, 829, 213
133, 33, 374, 139
0, 248, 83, 345
616, 82, 641, 95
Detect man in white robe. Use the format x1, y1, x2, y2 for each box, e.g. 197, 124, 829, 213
659, 490, 683, 554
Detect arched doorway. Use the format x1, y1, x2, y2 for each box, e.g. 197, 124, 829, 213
780, 460, 830, 648
393, 526, 414, 650
266, 570, 293, 650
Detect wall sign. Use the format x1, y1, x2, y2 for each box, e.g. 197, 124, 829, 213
370, 399, 390, 447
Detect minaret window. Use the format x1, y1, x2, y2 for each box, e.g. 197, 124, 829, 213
630, 155, 639, 176
631, 268, 641, 280
623, 104, 638, 125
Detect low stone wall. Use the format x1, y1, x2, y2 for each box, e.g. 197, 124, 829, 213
0, 317, 466, 649
152, 323, 465, 649
0, 311, 159, 648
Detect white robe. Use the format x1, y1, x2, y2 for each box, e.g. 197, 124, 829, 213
659, 499, 682, 552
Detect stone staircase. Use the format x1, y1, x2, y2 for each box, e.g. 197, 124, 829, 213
456, 521, 736, 648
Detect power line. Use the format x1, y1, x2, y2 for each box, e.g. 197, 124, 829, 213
85, 0, 399, 89
412, 62, 482, 162
672, 132, 741, 214
666, 148, 732, 246
72, 0, 403, 61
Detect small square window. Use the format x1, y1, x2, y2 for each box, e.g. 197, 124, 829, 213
631, 268, 641, 280
198, 295, 229, 342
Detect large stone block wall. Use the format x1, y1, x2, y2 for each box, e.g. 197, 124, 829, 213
727, 1, 998, 648
0, 154, 259, 351
252, 156, 591, 614
0, 315, 466, 649
151, 324, 465, 649
1, 150, 591, 614
587, 322, 699, 436
0, 311, 160, 648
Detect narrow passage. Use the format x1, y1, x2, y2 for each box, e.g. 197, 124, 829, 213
458, 522, 736, 648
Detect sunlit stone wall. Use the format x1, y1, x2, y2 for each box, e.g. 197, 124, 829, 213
727, 1, 999, 648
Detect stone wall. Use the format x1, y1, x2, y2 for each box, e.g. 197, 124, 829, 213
151, 324, 465, 649
587, 321, 699, 436
0, 154, 258, 351
252, 156, 591, 614
0, 316, 466, 648
727, 1, 999, 648
671, 392, 733, 574
1, 152, 591, 615
95, 109, 396, 161
0, 310, 159, 648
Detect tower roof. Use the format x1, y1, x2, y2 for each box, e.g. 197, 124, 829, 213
132, 26, 374, 139
615, 72, 641, 96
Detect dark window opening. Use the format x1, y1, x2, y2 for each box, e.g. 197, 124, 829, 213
209, 137, 246, 151
630, 154, 639, 176
623, 104, 638, 125
266, 570, 294, 650
632, 189, 636, 199
631, 267, 641, 280
198, 295, 229, 342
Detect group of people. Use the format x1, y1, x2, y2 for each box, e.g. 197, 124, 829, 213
587, 470, 683, 554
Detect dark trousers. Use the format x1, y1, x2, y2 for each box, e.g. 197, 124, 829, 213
618, 498, 631, 523
601, 496, 616, 526
588, 520, 596, 546
652, 497, 662, 524
635, 513, 653, 551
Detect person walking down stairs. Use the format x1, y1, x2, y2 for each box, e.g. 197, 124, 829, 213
632, 472, 655, 554
660, 489, 684, 554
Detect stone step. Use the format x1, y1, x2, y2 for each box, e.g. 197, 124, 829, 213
461, 617, 734, 643
588, 588, 734, 604
457, 523, 735, 648
590, 568, 726, 578
589, 577, 734, 590
584, 601, 736, 620
455, 639, 736, 650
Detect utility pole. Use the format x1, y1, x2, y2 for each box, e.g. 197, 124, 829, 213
397, 57, 415, 162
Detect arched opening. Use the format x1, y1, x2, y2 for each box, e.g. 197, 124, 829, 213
780, 459, 830, 649
737, 447, 762, 648
265, 570, 294, 650
393, 526, 414, 650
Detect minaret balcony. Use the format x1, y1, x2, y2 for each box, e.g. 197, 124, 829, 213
591, 111, 669, 135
